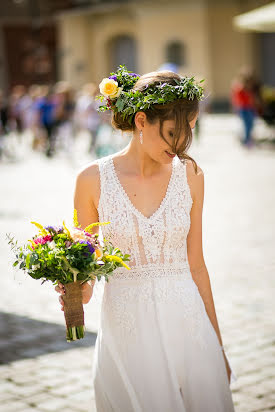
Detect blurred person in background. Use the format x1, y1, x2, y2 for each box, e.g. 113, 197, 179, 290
27, 85, 47, 151
0, 90, 10, 160
9, 85, 29, 138
35, 85, 56, 157
231, 67, 262, 147
158, 62, 179, 73
0, 90, 9, 135
74, 83, 101, 153
53, 81, 75, 157
23, 85, 39, 132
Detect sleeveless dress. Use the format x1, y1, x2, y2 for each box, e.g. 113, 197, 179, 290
92, 154, 236, 412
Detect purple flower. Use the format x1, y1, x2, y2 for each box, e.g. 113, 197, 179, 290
44, 225, 64, 234
44, 225, 55, 232
129, 73, 139, 77
79, 240, 95, 255
109, 75, 117, 81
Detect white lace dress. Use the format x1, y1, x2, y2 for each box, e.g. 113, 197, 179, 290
92, 154, 236, 412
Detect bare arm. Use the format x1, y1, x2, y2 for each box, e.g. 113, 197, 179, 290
73, 164, 101, 300
186, 161, 231, 381
56, 163, 100, 306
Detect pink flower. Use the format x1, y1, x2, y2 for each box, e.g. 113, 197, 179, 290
33, 235, 52, 245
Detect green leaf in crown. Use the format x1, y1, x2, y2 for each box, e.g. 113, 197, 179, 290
96, 64, 205, 125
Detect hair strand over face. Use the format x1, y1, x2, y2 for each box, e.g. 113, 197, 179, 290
112, 71, 199, 174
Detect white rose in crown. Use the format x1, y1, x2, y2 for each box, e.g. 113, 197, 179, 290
99, 78, 122, 99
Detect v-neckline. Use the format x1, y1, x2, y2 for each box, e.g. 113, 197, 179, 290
109, 155, 177, 221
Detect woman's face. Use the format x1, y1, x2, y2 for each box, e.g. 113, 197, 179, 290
142, 112, 198, 164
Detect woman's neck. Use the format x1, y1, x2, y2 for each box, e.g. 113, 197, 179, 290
115, 135, 167, 178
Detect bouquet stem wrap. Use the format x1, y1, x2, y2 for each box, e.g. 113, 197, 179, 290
63, 280, 85, 341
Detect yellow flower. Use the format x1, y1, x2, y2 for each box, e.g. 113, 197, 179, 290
63, 220, 72, 239
99, 78, 122, 99
84, 221, 110, 234
30, 221, 48, 236
73, 209, 80, 228
104, 255, 131, 270
28, 239, 37, 249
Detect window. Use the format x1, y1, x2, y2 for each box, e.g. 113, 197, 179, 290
109, 34, 137, 73
166, 41, 184, 66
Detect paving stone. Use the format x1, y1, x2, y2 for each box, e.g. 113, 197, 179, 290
67, 389, 94, 402
39, 397, 71, 411
0, 381, 18, 393
0, 390, 21, 403
6, 383, 39, 398
0, 400, 31, 411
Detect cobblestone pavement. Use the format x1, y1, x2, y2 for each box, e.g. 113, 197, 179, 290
0, 114, 274, 411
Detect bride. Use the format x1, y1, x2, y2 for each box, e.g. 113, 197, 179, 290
56, 67, 236, 411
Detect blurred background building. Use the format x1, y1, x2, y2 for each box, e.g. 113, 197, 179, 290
0, 0, 274, 112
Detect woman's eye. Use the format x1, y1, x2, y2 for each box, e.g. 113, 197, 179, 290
169, 131, 174, 138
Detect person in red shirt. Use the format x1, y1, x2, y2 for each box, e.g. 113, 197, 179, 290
231, 68, 260, 147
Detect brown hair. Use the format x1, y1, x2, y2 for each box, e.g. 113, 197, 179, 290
112, 70, 199, 174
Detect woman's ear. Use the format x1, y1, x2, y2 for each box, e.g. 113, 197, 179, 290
134, 111, 146, 130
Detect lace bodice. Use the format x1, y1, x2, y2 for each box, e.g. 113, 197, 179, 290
96, 154, 193, 279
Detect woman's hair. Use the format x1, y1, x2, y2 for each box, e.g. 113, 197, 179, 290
112, 71, 199, 174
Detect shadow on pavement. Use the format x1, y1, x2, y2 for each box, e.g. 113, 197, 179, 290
0, 311, 97, 365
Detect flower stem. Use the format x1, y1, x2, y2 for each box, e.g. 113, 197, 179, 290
72, 326, 77, 340
66, 325, 85, 341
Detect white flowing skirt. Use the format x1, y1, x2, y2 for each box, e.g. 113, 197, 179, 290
92, 267, 235, 412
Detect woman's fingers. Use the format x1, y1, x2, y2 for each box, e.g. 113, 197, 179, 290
59, 295, 64, 311
55, 282, 65, 295
55, 282, 65, 311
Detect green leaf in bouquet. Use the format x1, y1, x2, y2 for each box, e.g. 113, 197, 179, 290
25, 253, 31, 269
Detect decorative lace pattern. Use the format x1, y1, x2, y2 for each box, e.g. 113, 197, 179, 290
96, 154, 206, 346
97, 154, 193, 269
110, 262, 190, 280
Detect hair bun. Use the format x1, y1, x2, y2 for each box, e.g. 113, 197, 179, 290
112, 111, 134, 131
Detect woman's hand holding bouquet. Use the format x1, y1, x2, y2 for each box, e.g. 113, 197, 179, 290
7, 209, 130, 341
56, 279, 94, 311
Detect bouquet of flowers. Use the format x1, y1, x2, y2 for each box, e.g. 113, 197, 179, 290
7, 210, 130, 341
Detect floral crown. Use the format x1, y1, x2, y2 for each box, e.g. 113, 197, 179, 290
97, 65, 204, 125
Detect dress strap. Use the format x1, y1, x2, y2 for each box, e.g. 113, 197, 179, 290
174, 157, 193, 211
96, 155, 113, 220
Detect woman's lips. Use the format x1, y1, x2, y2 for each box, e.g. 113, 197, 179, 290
165, 150, 176, 158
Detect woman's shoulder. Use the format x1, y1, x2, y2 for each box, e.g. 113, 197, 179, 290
185, 158, 203, 178
76, 153, 114, 181
76, 159, 100, 183
185, 159, 204, 203
74, 158, 106, 210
